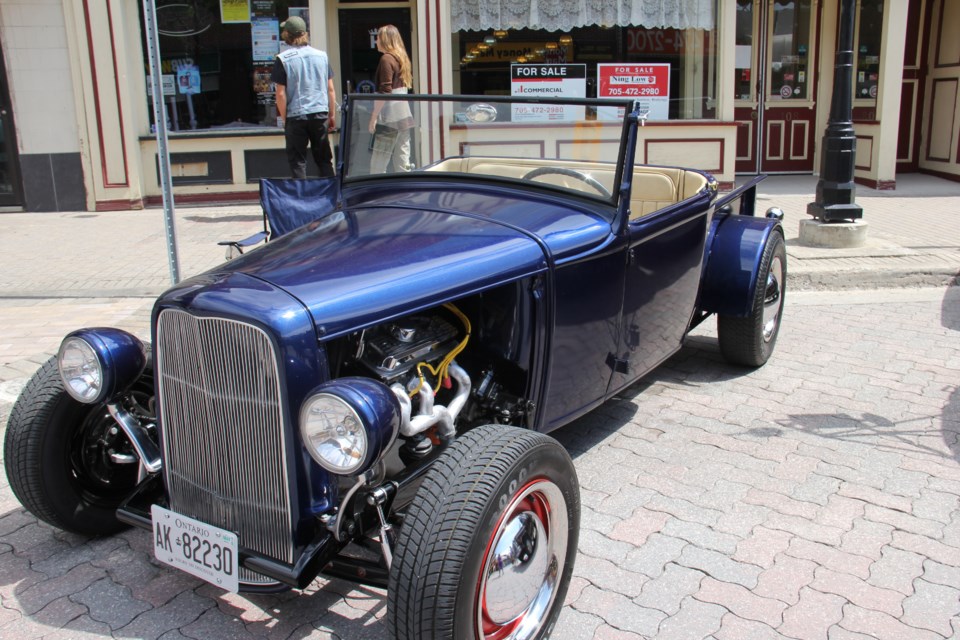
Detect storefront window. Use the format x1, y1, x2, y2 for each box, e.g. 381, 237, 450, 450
141, 0, 308, 132
768, 0, 812, 101
450, 0, 717, 121
855, 0, 883, 103
735, 0, 755, 101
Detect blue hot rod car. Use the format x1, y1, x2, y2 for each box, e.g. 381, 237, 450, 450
4, 94, 785, 639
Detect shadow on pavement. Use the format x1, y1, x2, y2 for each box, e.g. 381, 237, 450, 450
0, 505, 390, 639
943, 286, 960, 462
183, 214, 262, 224
551, 335, 755, 459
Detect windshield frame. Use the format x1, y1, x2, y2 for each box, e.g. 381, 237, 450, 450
339, 93, 638, 208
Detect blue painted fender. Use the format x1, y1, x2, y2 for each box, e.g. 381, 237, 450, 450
698, 214, 784, 318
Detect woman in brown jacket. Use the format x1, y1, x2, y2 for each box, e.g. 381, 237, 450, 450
368, 25, 414, 173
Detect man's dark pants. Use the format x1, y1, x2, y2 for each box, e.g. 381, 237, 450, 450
285, 114, 334, 179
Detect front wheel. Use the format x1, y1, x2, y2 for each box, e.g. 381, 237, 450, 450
388, 425, 580, 640
3, 351, 155, 535
717, 230, 787, 367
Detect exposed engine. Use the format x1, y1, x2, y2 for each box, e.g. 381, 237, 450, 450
354, 314, 460, 385
338, 303, 528, 464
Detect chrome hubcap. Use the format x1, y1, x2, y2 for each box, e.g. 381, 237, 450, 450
477, 480, 568, 640
762, 255, 784, 342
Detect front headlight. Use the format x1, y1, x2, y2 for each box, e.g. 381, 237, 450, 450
59, 337, 103, 403
300, 394, 368, 474
57, 329, 147, 404
300, 378, 401, 476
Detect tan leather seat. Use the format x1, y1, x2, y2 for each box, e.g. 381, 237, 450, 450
426, 157, 708, 217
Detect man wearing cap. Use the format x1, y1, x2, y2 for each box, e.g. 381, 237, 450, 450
272, 16, 337, 178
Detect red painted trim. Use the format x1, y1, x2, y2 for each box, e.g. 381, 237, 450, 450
434, 0, 443, 93
854, 135, 873, 171
95, 198, 144, 211
81, 0, 129, 188
143, 191, 260, 207
717, 181, 735, 191
425, 9, 433, 94
919, 167, 960, 183
643, 138, 724, 175
437, 0, 445, 157
926, 78, 958, 162
789, 120, 809, 161
934, 0, 960, 67
458, 140, 546, 156
854, 177, 896, 190
634, 121, 738, 128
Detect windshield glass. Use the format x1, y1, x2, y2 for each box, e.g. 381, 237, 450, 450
341, 95, 635, 205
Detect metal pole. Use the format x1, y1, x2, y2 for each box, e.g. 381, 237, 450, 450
142, 0, 181, 283
807, 0, 863, 222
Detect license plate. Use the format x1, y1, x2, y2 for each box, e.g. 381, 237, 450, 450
152, 505, 239, 592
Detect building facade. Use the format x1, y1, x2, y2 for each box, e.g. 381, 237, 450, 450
0, 0, 956, 211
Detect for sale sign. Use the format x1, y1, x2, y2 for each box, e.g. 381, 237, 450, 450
596, 63, 670, 121
511, 64, 586, 122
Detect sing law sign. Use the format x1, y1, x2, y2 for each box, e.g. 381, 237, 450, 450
597, 63, 670, 121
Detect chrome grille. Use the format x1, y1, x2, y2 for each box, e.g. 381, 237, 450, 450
156, 309, 293, 583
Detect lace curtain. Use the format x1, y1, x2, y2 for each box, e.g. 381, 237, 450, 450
451, 0, 716, 32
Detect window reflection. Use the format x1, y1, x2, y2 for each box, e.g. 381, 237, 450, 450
855, 0, 883, 103
768, 0, 811, 101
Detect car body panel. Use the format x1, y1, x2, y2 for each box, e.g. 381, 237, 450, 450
699, 213, 783, 317
218, 204, 552, 340
152, 272, 336, 547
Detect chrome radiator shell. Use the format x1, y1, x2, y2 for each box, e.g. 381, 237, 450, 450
155, 309, 294, 583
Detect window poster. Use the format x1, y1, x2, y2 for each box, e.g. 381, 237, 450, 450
510, 64, 586, 122
252, 18, 280, 61
177, 66, 201, 95
596, 63, 670, 121
147, 74, 177, 97
220, 0, 251, 23
253, 63, 275, 106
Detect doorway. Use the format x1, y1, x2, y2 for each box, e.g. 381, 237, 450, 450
734, 0, 820, 174
0, 45, 23, 207
337, 8, 413, 97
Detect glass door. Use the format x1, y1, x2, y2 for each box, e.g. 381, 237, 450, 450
0, 45, 22, 207
735, 0, 819, 174
337, 8, 412, 98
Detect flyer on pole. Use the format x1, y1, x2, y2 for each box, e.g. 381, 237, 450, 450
510, 64, 586, 122
596, 63, 670, 121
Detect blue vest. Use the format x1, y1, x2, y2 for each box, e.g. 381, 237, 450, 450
278, 46, 330, 118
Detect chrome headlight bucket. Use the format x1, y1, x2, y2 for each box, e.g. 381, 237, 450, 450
300, 378, 401, 476
58, 329, 147, 404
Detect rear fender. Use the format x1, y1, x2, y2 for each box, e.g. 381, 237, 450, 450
699, 215, 783, 317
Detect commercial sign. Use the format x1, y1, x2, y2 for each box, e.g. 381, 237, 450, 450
596, 63, 670, 121
510, 64, 586, 122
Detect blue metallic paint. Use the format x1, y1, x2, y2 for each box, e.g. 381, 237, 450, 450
301, 377, 401, 479
613, 192, 715, 392
341, 182, 616, 263
61, 328, 146, 404
699, 214, 784, 317
220, 204, 553, 341
152, 272, 335, 548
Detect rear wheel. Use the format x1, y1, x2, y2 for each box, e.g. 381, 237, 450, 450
718, 231, 786, 367
3, 351, 155, 535
388, 424, 580, 640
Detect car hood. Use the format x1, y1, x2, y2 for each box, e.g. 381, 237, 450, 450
199, 205, 549, 339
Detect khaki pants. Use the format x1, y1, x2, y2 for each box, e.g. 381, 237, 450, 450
370, 126, 412, 174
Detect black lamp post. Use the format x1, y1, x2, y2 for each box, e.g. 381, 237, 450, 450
807, 0, 863, 222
